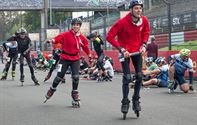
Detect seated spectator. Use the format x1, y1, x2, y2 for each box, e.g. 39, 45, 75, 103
142, 57, 169, 87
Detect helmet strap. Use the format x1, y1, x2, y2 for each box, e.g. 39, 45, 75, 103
132, 14, 140, 24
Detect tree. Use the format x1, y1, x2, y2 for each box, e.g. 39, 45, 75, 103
0, 11, 19, 41
23, 11, 41, 33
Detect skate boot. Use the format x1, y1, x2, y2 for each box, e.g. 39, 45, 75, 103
12, 71, 16, 80
121, 98, 130, 120
44, 87, 56, 103
168, 81, 175, 93
71, 90, 81, 108
132, 97, 141, 117
0, 72, 7, 80
20, 75, 25, 86
189, 85, 196, 92
44, 72, 52, 82
97, 76, 103, 82
31, 75, 40, 86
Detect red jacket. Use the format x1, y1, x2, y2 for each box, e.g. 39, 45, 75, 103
106, 13, 150, 53
54, 30, 91, 61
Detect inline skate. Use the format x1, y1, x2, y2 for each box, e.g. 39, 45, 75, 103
43, 87, 56, 103
71, 90, 81, 108
121, 99, 130, 120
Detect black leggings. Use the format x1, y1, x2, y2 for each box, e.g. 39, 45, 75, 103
52, 59, 80, 90
97, 53, 105, 70
121, 54, 143, 101
19, 53, 35, 77
3, 54, 18, 73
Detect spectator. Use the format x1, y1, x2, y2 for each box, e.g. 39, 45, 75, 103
146, 36, 158, 61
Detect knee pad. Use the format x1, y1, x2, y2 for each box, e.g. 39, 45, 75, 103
123, 74, 131, 84
20, 62, 24, 66
27, 61, 33, 67
136, 72, 143, 80
72, 75, 79, 83
12, 62, 17, 65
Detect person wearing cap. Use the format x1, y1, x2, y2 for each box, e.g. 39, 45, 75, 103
106, 0, 150, 116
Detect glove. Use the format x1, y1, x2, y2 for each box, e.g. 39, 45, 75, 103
46, 39, 53, 44
118, 47, 129, 58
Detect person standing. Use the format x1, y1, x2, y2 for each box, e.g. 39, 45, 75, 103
0, 39, 18, 80
146, 36, 158, 61
106, 0, 150, 118
44, 18, 91, 107
87, 32, 105, 81
7, 28, 39, 86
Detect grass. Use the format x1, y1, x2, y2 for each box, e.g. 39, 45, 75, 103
159, 40, 197, 51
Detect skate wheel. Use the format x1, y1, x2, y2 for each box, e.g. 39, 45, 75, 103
123, 113, 127, 120
168, 89, 173, 94
135, 111, 140, 117
43, 99, 48, 103
72, 101, 80, 108
21, 82, 24, 86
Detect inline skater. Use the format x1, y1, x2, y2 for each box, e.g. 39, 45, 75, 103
44, 18, 91, 108
106, 0, 150, 119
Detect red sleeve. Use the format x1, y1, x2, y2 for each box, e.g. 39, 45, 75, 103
54, 33, 64, 44
142, 17, 150, 43
106, 20, 122, 48
81, 35, 91, 55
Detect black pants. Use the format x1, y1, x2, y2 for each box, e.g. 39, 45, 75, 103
52, 59, 80, 90
97, 53, 105, 70
3, 54, 18, 73
121, 54, 143, 102
19, 53, 35, 77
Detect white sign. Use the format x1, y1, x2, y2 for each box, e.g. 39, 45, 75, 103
153, 20, 157, 29
173, 17, 180, 25
120, 11, 129, 19
46, 29, 60, 39
28, 33, 40, 41
80, 22, 90, 35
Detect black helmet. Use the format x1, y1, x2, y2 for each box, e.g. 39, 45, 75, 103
18, 27, 27, 34
80, 56, 85, 59
155, 57, 165, 65
88, 33, 96, 39
15, 30, 19, 36
129, 0, 143, 9
145, 57, 153, 63
71, 18, 82, 26
151, 36, 155, 42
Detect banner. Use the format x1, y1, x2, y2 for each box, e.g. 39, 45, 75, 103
46, 29, 60, 39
